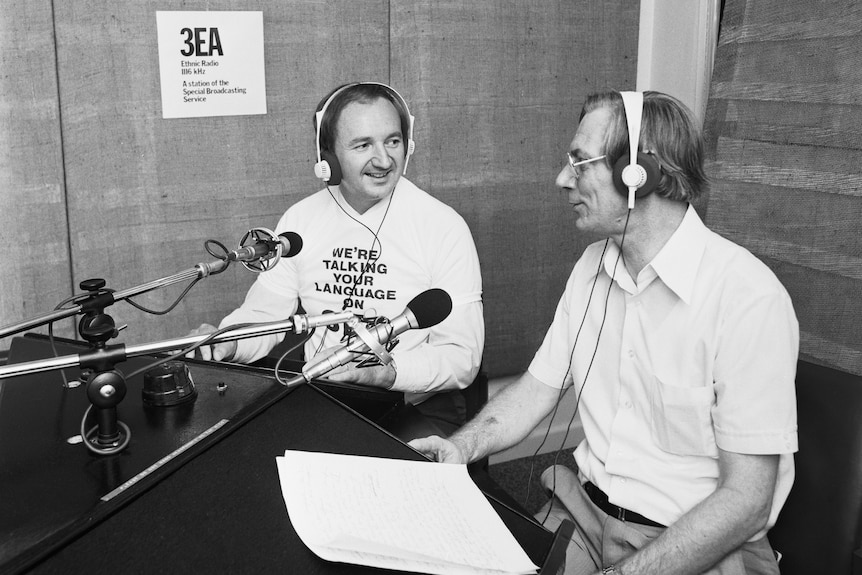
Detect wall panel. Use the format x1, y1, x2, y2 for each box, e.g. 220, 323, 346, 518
704, 0, 862, 374
0, 1, 70, 334
53, 1, 389, 346
392, 0, 639, 376
2, 1, 639, 380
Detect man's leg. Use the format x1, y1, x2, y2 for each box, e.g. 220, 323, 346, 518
536, 465, 780, 574
699, 536, 780, 575
536, 465, 603, 575
600, 506, 778, 574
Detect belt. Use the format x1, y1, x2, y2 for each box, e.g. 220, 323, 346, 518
583, 481, 665, 528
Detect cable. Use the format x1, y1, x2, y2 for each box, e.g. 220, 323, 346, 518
314, 183, 394, 358
79, 404, 131, 456
521, 238, 610, 508
122, 321, 263, 382
273, 328, 315, 386
532, 209, 632, 523
124, 276, 202, 316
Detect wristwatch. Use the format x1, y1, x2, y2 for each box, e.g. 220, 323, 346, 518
602, 566, 622, 575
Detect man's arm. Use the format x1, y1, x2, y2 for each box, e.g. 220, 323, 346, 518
390, 298, 484, 391
327, 203, 484, 391
610, 449, 779, 575
409, 371, 562, 463
214, 281, 299, 363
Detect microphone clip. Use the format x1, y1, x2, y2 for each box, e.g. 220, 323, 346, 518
237, 227, 283, 273
341, 314, 400, 369
352, 322, 395, 367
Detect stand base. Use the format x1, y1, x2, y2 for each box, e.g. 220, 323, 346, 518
83, 420, 131, 455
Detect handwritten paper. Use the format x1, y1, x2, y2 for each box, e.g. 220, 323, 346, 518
276, 450, 538, 575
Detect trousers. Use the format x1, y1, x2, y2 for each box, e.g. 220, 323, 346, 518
536, 465, 780, 575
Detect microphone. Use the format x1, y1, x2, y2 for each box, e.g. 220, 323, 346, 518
227, 231, 303, 262
293, 288, 452, 385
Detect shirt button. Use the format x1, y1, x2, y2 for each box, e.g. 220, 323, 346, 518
628, 350, 635, 358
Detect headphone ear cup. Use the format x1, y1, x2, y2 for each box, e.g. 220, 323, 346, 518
316, 150, 343, 186
612, 152, 662, 199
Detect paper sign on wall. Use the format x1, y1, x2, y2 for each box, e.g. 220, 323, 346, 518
156, 11, 266, 119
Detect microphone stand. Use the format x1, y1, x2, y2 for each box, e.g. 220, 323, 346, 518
0, 232, 304, 455
0, 259, 229, 455
0, 226, 291, 342
0, 314, 356, 455
0, 259, 229, 341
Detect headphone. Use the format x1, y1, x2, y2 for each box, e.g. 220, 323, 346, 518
313, 82, 416, 185
611, 91, 662, 209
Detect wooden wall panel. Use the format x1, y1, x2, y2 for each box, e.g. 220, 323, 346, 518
392, 1, 640, 376
0, 1, 71, 336
2, 1, 640, 379
704, 0, 862, 374
53, 1, 389, 346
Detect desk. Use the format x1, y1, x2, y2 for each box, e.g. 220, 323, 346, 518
0, 335, 567, 574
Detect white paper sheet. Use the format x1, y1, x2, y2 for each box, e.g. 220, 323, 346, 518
276, 450, 539, 575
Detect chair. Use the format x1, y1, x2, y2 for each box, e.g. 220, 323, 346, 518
767, 360, 862, 574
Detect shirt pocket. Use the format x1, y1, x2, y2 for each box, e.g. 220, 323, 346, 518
649, 376, 718, 457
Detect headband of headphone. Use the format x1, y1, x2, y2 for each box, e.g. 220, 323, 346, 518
611, 91, 661, 208
313, 82, 416, 185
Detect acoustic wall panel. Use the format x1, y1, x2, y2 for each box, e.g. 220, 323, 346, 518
392, 1, 640, 376
0, 1, 71, 337
704, 0, 862, 375
2, 1, 640, 379
52, 1, 389, 346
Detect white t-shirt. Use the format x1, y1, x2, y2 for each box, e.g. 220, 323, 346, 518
221, 178, 484, 403
529, 205, 798, 536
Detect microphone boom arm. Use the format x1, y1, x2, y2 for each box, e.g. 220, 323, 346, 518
0, 259, 229, 341
0, 310, 355, 380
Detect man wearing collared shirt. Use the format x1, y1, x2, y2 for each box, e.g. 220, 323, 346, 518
410, 90, 798, 575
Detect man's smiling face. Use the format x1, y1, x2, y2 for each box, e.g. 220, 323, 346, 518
332, 98, 406, 214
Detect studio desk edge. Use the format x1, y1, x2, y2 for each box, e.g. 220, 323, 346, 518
0, 334, 569, 575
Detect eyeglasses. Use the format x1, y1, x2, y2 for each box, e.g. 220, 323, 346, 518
565, 152, 606, 178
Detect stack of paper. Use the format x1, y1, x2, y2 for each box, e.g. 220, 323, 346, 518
276, 450, 539, 575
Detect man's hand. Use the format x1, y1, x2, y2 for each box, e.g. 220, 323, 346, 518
323, 362, 397, 389
187, 323, 237, 362
407, 435, 468, 464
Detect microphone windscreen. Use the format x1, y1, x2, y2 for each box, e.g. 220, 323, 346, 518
406, 288, 452, 329
279, 232, 303, 257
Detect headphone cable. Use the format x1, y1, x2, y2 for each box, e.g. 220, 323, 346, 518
531, 209, 632, 524
312, 184, 394, 357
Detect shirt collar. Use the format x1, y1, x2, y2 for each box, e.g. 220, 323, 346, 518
648, 204, 707, 304
597, 205, 706, 302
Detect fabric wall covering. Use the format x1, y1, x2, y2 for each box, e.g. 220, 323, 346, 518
0, 1, 638, 379
703, 0, 862, 376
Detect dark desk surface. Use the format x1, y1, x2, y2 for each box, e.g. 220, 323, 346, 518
0, 335, 562, 574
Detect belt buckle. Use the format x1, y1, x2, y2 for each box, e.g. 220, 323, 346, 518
617, 508, 626, 522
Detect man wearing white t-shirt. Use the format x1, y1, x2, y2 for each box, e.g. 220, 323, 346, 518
191, 83, 484, 434
410, 91, 798, 575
